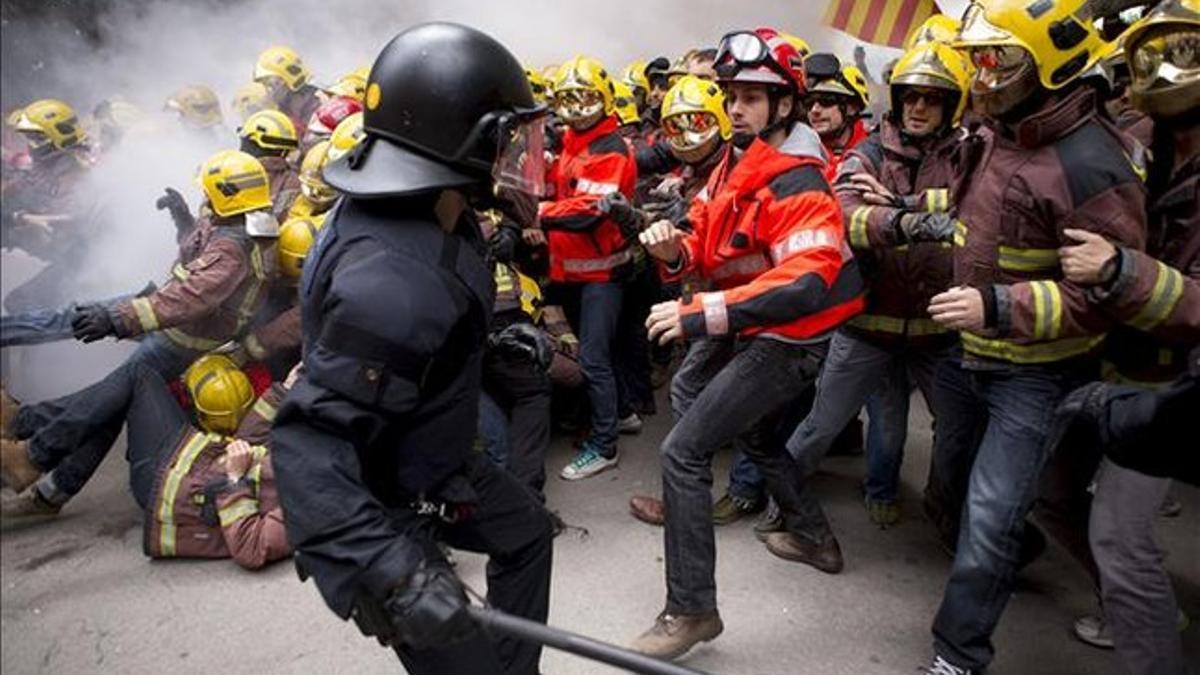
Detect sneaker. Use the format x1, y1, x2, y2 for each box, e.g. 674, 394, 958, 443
712, 492, 763, 526
763, 531, 844, 574
753, 499, 784, 542
629, 610, 723, 660
1073, 614, 1114, 649
617, 413, 643, 435
923, 654, 975, 675
1159, 497, 1183, 518
0, 439, 40, 493
865, 497, 901, 529
559, 445, 618, 481
0, 486, 61, 522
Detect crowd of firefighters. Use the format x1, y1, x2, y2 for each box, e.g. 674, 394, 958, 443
0, 0, 1196, 673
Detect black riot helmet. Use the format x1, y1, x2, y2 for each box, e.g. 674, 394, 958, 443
324, 22, 548, 199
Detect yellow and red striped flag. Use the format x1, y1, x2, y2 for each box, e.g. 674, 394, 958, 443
823, 0, 942, 48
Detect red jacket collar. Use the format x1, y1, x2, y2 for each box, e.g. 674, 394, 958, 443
562, 115, 621, 155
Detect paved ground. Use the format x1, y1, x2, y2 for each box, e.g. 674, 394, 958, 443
1, 352, 1198, 674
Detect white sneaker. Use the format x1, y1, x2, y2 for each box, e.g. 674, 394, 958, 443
618, 413, 643, 435
923, 655, 974, 675
559, 446, 618, 481
1073, 614, 1114, 649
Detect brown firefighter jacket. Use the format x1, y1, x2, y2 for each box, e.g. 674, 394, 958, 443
951, 86, 1147, 367
144, 383, 291, 569
113, 212, 277, 352
260, 155, 301, 223
835, 117, 959, 348
1092, 153, 1199, 383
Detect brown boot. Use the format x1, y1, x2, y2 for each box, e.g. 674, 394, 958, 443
629, 610, 723, 660
764, 531, 844, 574
0, 439, 41, 493
629, 495, 664, 526
1, 486, 61, 522
0, 385, 20, 440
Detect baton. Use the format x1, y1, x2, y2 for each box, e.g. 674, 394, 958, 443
467, 606, 713, 675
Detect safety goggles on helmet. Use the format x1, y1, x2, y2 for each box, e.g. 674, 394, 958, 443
1129, 27, 1200, 87
714, 30, 794, 88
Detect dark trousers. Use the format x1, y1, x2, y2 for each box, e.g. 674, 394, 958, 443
662, 336, 825, 614
615, 263, 657, 417
14, 360, 188, 507
391, 456, 554, 675
549, 281, 623, 454
481, 348, 552, 497
14, 333, 198, 497
929, 362, 1088, 670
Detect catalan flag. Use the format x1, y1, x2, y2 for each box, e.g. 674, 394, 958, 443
823, 0, 942, 48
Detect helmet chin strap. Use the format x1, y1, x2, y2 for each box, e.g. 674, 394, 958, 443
754, 92, 794, 145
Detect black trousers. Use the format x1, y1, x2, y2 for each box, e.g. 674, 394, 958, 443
482, 348, 552, 497
391, 455, 555, 675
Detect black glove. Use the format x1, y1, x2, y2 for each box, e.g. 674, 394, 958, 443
894, 212, 956, 244
596, 191, 643, 236
155, 187, 195, 237
71, 303, 117, 343
384, 566, 477, 650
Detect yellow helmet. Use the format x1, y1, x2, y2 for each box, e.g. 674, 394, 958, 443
254, 45, 311, 91
612, 81, 641, 125
231, 82, 276, 121
165, 85, 223, 129
956, 0, 1110, 90
239, 109, 299, 152
277, 215, 323, 279
781, 33, 812, 59
553, 56, 616, 125
1124, 0, 1199, 119
660, 75, 731, 164
198, 150, 272, 217
325, 111, 364, 163
192, 367, 254, 436
299, 140, 337, 206
328, 67, 369, 102
907, 14, 962, 49
13, 99, 87, 151
525, 66, 550, 104
621, 60, 651, 95
890, 41, 973, 126
810, 66, 872, 108
184, 353, 240, 396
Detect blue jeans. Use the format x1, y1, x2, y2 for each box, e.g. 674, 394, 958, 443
0, 292, 136, 348
15, 333, 201, 498
930, 363, 1089, 670
478, 392, 510, 468
577, 282, 623, 455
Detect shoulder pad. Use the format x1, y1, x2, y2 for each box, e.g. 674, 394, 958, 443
767, 165, 831, 201
587, 132, 630, 157
854, 133, 885, 173
1055, 121, 1143, 208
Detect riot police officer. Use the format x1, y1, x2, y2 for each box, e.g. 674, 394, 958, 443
270, 23, 554, 675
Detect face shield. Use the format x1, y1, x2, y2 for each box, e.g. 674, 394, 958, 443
491, 111, 547, 198
554, 88, 605, 124
1130, 27, 1199, 90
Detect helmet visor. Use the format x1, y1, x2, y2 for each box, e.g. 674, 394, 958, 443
493, 114, 546, 198
1129, 27, 1200, 89
663, 111, 719, 150
969, 45, 1033, 92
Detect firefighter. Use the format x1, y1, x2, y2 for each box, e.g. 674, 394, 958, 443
288, 111, 363, 220
1047, 1, 1198, 670
238, 109, 302, 221
538, 55, 639, 480
805, 53, 872, 178
268, 23, 554, 675
1, 358, 293, 573
920, 1, 1148, 673
231, 81, 276, 123
1, 98, 95, 313
630, 27, 864, 659
253, 45, 325, 136
300, 92, 364, 155
164, 84, 225, 144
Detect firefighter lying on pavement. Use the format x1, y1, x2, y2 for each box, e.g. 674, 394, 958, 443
0, 356, 294, 571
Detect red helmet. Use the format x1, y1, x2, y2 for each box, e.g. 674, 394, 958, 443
714, 27, 806, 96
309, 96, 364, 136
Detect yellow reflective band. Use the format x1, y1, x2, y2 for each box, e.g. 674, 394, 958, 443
218, 497, 260, 528
1046, 281, 1063, 340
953, 220, 967, 247
1129, 262, 1184, 331
243, 333, 266, 361
998, 246, 1059, 272
926, 189, 949, 213
131, 297, 159, 332
252, 396, 277, 423
158, 432, 215, 556
849, 206, 873, 249
234, 243, 269, 333
907, 318, 951, 336
171, 263, 191, 282
961, 332, 1105, 365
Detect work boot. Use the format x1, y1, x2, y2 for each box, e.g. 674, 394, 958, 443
0, 385, 20, 440
0, 439, 40, 493
711, 492, 763, 525
629, 495, 664, 526
629, 610, 723, 660
753, 498, 784, 542
763, 531, 844, 574
0, 486, 62, 522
